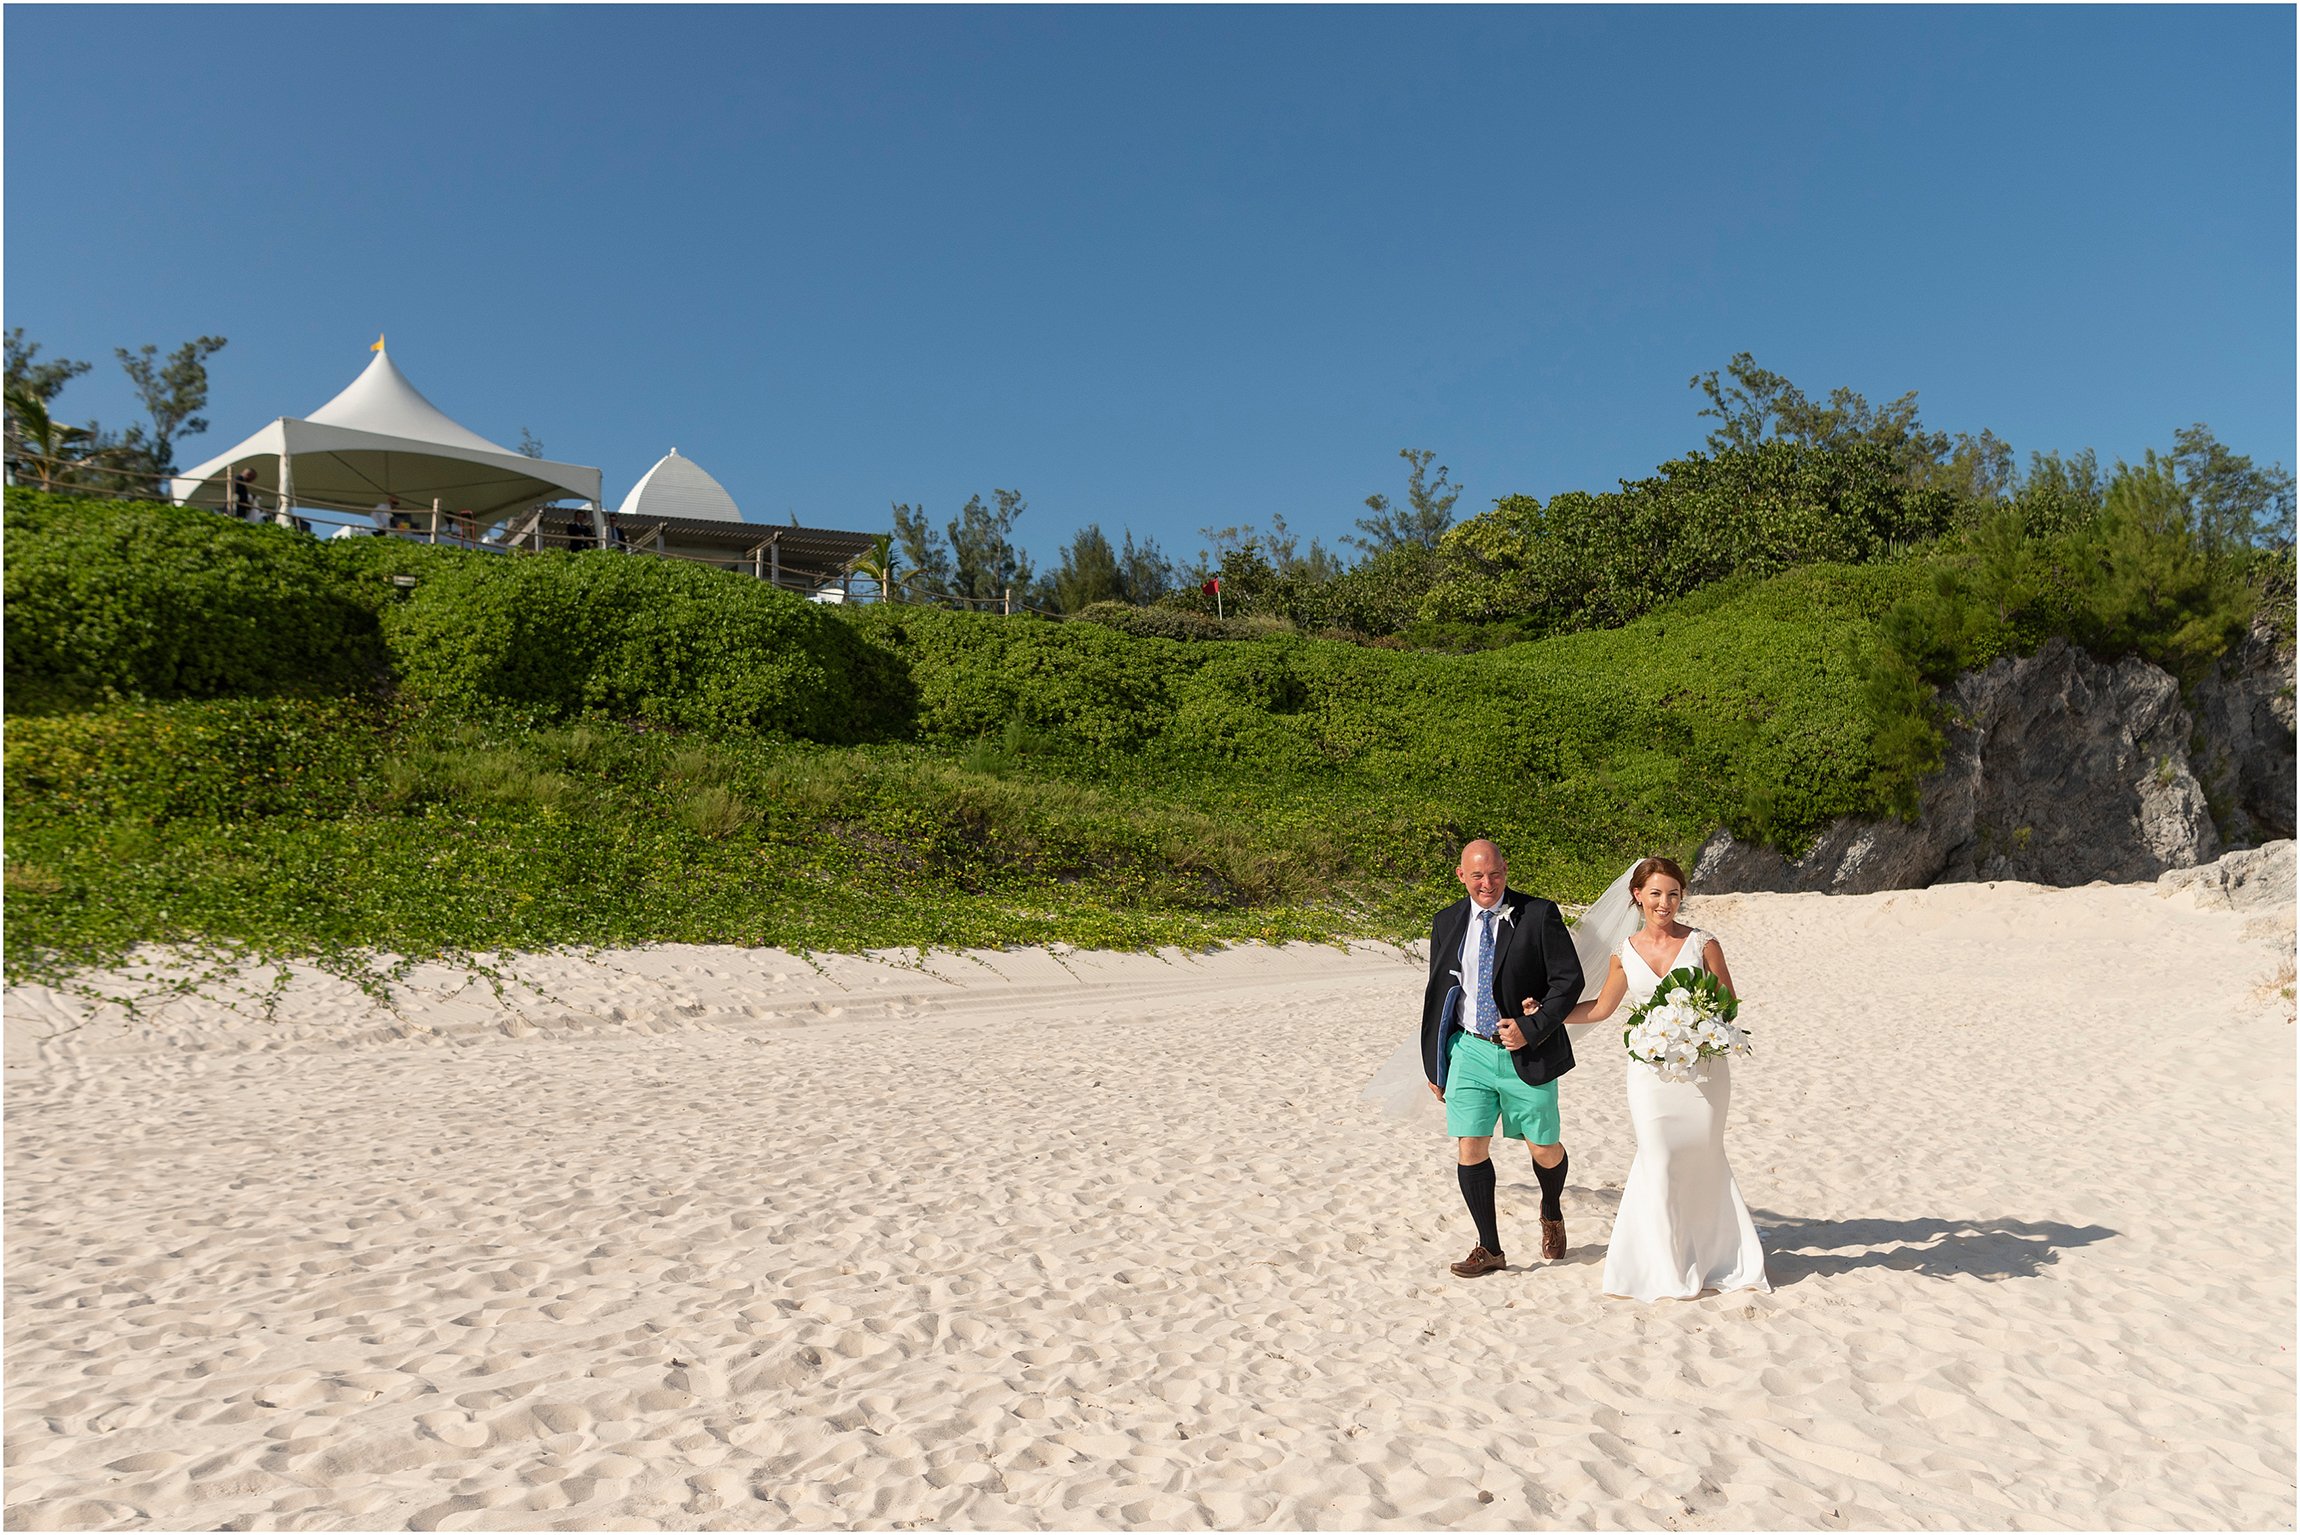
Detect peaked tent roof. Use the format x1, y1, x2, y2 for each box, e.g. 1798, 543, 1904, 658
302, 351, 519, 455
616, 448, 744, 523
170, 348, 603, 524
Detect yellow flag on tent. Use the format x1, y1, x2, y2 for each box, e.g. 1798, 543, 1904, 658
370, 333, 386, 353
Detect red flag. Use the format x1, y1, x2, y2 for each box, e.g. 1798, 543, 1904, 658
1200, 577, 1221, 596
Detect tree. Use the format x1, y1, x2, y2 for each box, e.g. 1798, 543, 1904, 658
2170, 423, 2295, 551
1045, 524, 1126, 611
2089, 450, 2245, 671
3, 329, 232, 494
948, 489, 1034, 603
1934, 429, 2016, 503
1190, 513, 1341, 584
1349, 448, 1460, 555
5, 328, 90, 405
1118, 530, 1175, 604
3, 384, 93, 489
518, 428, 545, 459
114, 335, 227, 477
889, 501, 954, 600
1040, 524, 1178, 611
1689, 353, 1802, 451
2004, 448, 2105, 538
849, 533, 906, 601
1690, 351, 1968, 490
1271, 511, 1346, 582
5, 331, 95, 487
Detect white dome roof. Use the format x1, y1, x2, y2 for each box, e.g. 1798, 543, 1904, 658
615, 449, 743, 522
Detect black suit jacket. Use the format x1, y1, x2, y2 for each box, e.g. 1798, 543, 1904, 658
1421, 889, 1584, 1091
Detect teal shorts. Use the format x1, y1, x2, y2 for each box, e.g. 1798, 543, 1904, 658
1444, 1032, 1561, 1144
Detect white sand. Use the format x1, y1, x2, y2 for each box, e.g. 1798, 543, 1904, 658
5, 881, 2293, 1530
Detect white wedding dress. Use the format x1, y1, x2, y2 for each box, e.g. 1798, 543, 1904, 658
1600, 927, 1771, 1300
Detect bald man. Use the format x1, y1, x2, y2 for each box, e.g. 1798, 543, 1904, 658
1420, 839, 1584, 1276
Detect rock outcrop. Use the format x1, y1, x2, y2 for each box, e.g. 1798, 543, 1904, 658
2156, 840, 2297, 912
1695, 636, 2295, 895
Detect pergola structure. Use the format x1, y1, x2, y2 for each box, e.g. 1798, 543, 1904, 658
524, 507, 879, 595
169, 346, 606, 538
506, 447, 879, 595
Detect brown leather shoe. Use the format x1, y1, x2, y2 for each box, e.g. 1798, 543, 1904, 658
1541, 1218, 1567, 1260
1450, 1245, 1506, 1277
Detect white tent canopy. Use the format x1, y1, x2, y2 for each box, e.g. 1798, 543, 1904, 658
170, 348, 603, 530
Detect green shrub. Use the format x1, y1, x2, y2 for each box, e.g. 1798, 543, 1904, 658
1423, 440, 1958, 635
1156, 543, 1443, 639
2243, 546, 2296, 646
843, 606, 1183, 752
382, 552, 915, 742
1073, 602, 1280, 643
319, 533, 489, 616
1382, 618, 1540, 653
0, 494, 921, 741
3, 491, 384, 709
1286, 544, 1445, 635
861, 564, 1924, 857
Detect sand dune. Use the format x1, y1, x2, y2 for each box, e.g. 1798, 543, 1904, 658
5, 880, 2292, 1530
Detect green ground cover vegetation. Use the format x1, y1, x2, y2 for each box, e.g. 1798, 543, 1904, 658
6, 359, 2288, 984
3, 529, 1925, 980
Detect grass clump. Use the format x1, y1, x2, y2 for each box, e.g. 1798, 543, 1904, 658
678, 784, 758, 840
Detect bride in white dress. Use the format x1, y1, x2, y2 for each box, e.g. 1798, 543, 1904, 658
1564, 855, 1770, 1301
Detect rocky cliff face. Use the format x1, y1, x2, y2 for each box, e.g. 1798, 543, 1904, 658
2188, 609, 2298, 846
1695, 632, 2297, 895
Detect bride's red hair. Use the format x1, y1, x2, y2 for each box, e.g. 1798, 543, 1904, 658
1629, 856, 1687, 905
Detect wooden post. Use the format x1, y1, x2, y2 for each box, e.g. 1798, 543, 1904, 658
769, 532, 782, 588
1004, 586, 1012, 616
430, 500, 441, 544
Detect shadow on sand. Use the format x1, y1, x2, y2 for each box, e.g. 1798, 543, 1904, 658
1747, 1213, 2118, 1285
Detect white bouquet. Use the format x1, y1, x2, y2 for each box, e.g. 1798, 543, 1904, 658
1623, 966, 1750, 1084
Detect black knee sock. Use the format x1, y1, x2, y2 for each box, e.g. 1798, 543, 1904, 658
1458, 1159, 1501, 1253
1533, 1149, 1569, 1221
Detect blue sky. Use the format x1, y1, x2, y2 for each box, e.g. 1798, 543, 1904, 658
8, 5, 2292, 561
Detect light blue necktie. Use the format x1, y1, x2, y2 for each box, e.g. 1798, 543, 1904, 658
1474, 909, 1500, 1040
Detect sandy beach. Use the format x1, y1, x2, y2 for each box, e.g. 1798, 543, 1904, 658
5, 877, 2293, 1531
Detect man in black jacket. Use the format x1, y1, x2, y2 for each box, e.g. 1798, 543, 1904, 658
1422, 839, 1584, 1277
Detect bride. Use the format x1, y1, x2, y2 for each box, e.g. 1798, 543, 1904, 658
1563, 855, 1769, 1300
